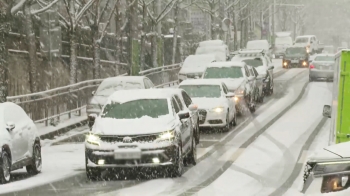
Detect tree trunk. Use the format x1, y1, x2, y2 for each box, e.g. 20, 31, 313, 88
114, 1, 122, 76
172, 1, 179, 65
69, 32, 78, 84
151, 26, 158, 67
92, 25, 100, 79
233, 9, 237, 50
0, 4, 10, 101
24, 3, 37, 93
140, 3, 147, 71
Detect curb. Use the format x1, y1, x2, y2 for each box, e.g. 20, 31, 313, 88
39, 119, 88, 140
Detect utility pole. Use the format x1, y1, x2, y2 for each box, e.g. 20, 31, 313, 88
272, 0, 275, 46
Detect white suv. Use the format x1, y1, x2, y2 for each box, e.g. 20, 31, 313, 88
0, 102, 42, 184
294, 35, 320, 54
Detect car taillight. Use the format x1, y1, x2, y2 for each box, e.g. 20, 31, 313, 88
310, 64, 315, 69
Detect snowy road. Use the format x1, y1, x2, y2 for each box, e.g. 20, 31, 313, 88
1, 66, 334, 196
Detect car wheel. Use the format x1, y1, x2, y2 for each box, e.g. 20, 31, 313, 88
0, 151, 11, 184
231, 112, 237, 126
168, 145, 183, 177
223, 113, 230, 132
195, 120, 200, 145
26, 142, 42, 175
184, 136, 197, 166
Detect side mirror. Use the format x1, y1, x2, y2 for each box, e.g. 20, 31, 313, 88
6, 122, 15, 132
323, 105, 331, 118
88, 114, 98, 128
248, 76, 256, 81
268, 65, 275, 70
226, 92, 235, 98
178, 111, 190, 120
92, 91, 95, 96
188, 104, 198, 111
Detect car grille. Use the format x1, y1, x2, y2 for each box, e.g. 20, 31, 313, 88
100, 134, 159, 143
198, 109, 207, 124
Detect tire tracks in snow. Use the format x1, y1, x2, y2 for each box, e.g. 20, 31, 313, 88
176, 72, 310, 196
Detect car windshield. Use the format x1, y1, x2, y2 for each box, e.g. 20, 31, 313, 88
180, 85, 221, 98
96, 82, 143, 96
295, 37, 309, 43
314, 56, 334, 61
242, 59, 263, 67
203, 67, 243, 79
285, 48, 307, 55
101, 99, 169, 119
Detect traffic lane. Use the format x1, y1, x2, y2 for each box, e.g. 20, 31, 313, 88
97, 71, 309, 196
3, 69, 303, 196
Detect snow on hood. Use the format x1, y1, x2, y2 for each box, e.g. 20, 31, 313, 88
254, 66, 267, 75
219, 78, 245, 91
192, 97, 228, 110
90, 95, 108, 106
92, 115, 175, 135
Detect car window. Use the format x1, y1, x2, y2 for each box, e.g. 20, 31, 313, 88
244, 66, 250, 77
249, 68, 255, 76
143, 79, 150, 89
181, 91, 193, 107
174, 95, 184, 110
147, 79, 154, 88
253, 68, 259, 77
171, 97, 180, 113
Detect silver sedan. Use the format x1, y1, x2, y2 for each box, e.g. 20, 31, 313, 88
309, 54, 335, 81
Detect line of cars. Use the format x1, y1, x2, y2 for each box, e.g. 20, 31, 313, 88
84, 39, 276, 180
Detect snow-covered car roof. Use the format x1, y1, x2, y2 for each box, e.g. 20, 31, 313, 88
107, 89, 173, 104
207, 61, 246, 68
179, 54, 217, 74
296, 35, 314, 38
198, 40, 225, 47
179, 79, 224, 86
101, 76, 146, 84
158, 88, 184, 97
246, 40, 269, 50
195, 46, 228, 61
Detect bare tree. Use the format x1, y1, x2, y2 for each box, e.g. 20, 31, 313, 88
0, 0, 11, 101
11, 0, 60, 92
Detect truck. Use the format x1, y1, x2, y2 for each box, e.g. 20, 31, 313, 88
301, 50, 350, 194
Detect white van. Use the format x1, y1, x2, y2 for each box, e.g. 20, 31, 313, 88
294, 35, 320, 54
246, 40, 273, 60
274, 33, 293, 58
195, 45, 229, 61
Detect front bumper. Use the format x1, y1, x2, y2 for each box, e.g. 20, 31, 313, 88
85, 144, 177, 168
309, 69, 334, 79
283, 60, 309, 68
198, 108, 227, 128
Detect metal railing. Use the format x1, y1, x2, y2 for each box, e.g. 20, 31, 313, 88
7, 73, 127, 126
7, 64, 182, 126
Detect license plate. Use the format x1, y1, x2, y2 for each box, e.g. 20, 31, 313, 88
291, 60, 298, 63
114, 148, 141, 160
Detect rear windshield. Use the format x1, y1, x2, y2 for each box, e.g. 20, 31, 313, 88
314, 56, 334, 62
242, 59, 263, 68
180, 85, 221, 98
286, 47, 307, 55
101, 99, 169, 119
295, 37, 309, 43
203, 67, 243, 79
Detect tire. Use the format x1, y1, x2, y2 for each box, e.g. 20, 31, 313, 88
26, 142, 42, 175
194, 121, 200, 145
222, 113, 230, 132
184, 136, 197, 166
231, 112, 237, 126
0, 151, 11, 184
168, 145, 183, 177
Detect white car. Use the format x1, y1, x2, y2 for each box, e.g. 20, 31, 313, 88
195, 45, 230, 61
294, 35, 320, 54
178, 54, 217, 82
86, 89, 197, 180
202, 61, 259, 113
179, 79, 236, 131
246, 40, 273, 60
86, 76, 154, 117
0, 102, 42, 184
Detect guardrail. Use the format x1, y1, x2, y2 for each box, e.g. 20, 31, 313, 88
7, 63, 182, 127
7, 73, 127, 126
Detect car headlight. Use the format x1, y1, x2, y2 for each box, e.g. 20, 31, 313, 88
157, 130, 175, 141
235, 87, 245, 96
212, 107, 224, 113
86, 133, 101, 146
